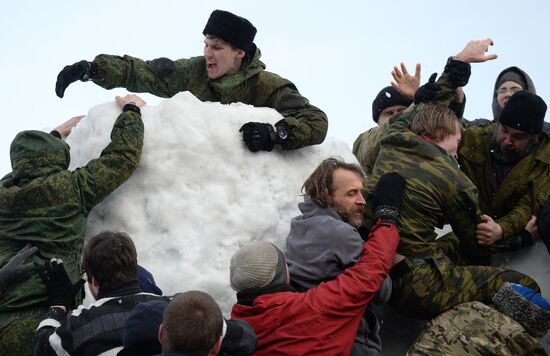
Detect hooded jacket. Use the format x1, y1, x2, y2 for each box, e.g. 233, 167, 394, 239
91, 48, 328, 150
464, 66, 547, 134
231, 220, 399, 355
0, 109, 143, 317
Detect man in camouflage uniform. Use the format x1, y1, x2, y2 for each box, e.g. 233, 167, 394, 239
54, 10, 328, 153
353, 85, 413, 175
0, 94, 145, 356
458, 92, 550, 251
363, 39, 539, 320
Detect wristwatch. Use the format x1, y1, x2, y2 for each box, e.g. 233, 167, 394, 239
275, 125, 289, 143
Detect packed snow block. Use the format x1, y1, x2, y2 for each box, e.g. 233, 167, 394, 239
66, 91, 355, 313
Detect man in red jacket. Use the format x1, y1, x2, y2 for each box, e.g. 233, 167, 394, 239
230, 172, 404, 355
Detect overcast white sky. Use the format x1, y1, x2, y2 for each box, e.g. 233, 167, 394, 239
1, 0, 549, 176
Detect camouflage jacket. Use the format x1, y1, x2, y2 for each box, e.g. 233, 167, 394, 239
0, 110, 143, 313
408, 301, 546, 355
364, 104, 488, 260
459, 124, 550, 238
352, 120, 388, 176
91, 49, 328, 150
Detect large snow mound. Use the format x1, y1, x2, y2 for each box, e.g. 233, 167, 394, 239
67, 91, 355, 313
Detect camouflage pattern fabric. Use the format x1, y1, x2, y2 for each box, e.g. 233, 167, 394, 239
91, 48, 328, 150
408, 301, 546, 356
459, 123, 550, 239
352, 120, 388, 176
0, 110, 144, 352
0, 307, 42, 356
363, 97, 539, 320
389, 250, 539, 320
364, 102, 487, 261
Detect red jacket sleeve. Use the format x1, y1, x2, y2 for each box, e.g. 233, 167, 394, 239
302, 220, 399, 316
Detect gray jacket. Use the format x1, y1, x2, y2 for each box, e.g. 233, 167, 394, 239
285, 197, 392, 355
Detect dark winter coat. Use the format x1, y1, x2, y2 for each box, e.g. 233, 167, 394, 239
91, 49, 328, 150
231, 221, 399, 355
0, 110, 143, 317
459, 124, 550, 238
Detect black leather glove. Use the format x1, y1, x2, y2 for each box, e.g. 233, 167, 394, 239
0, 244, 38, 294
372, 172, 406, 224
239, 122, 276, 152
414, 72, 438, 105
39, 259, 85, 310
444, 58, 471, 88
55, 60, 97, 98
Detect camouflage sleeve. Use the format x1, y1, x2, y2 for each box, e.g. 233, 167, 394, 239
72, 110, 144, 214
271, 86, 328, 150
91, 54, 193, 98
353, 127, 383, 175
444, 183, 491, 260
495, 191, 536, 239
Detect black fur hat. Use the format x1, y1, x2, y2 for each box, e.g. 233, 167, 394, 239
203, 10, 257, 53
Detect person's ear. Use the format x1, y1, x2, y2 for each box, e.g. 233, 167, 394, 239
210, 335, 223, 355
236, 49, 246, 59
158, 324, 164, 345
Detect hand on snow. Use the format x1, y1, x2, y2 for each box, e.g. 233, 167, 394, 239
476, 214, 503, 245
116, 94, 146, 108
239, 122, 276, 152
453, 39, 497, 63
0, 244, 38, 295
53, 115, 84, 139
391, 62, 421, 99
55, 60, 96, 98
39, 258, 85, 310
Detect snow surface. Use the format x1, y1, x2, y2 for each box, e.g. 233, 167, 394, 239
67, 91, 356, 314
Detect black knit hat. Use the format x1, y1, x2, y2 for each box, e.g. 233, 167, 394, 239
203, 10, 257, 53
499, 91, 547, 134
372, 86, 413, 123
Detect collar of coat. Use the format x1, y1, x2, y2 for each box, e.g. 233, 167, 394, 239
207, 48, 266, 94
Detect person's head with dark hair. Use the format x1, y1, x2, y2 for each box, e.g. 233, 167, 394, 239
159, 291, 224, 356
302, 157, 366, 228
82, 231, 138, 298
411, 105, 463, 158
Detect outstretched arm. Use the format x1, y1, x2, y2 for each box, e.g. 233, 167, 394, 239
391, 63, 421, 99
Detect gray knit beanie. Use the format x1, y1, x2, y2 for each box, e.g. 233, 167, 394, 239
492, 282, 550, 337
496, 71, 526, 90
230, 241, 287, 292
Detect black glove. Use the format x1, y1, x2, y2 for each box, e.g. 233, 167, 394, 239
0, 244, 38, 294
39, 259, 85, 310
239, 122, 276, 152
443, 58, 471, 88
414, 72, 438, 105
55, 60, 97, 98
372, 172, 406, 224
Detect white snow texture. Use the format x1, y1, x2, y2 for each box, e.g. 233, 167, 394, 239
67, 92, 355, 313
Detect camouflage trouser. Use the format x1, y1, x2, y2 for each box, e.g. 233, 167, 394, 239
389, 251, 540, 320
0, 307, 45, 356
407, 301, 546, 356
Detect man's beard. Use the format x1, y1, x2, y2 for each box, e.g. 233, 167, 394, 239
490, 130, 538, 165
336, 207, 364, 229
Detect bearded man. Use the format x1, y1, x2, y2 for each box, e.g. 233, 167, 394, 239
458, 90, 549, 249
285, 157, 395, 355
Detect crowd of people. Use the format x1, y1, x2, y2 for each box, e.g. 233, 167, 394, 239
0, 8, 549, 356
